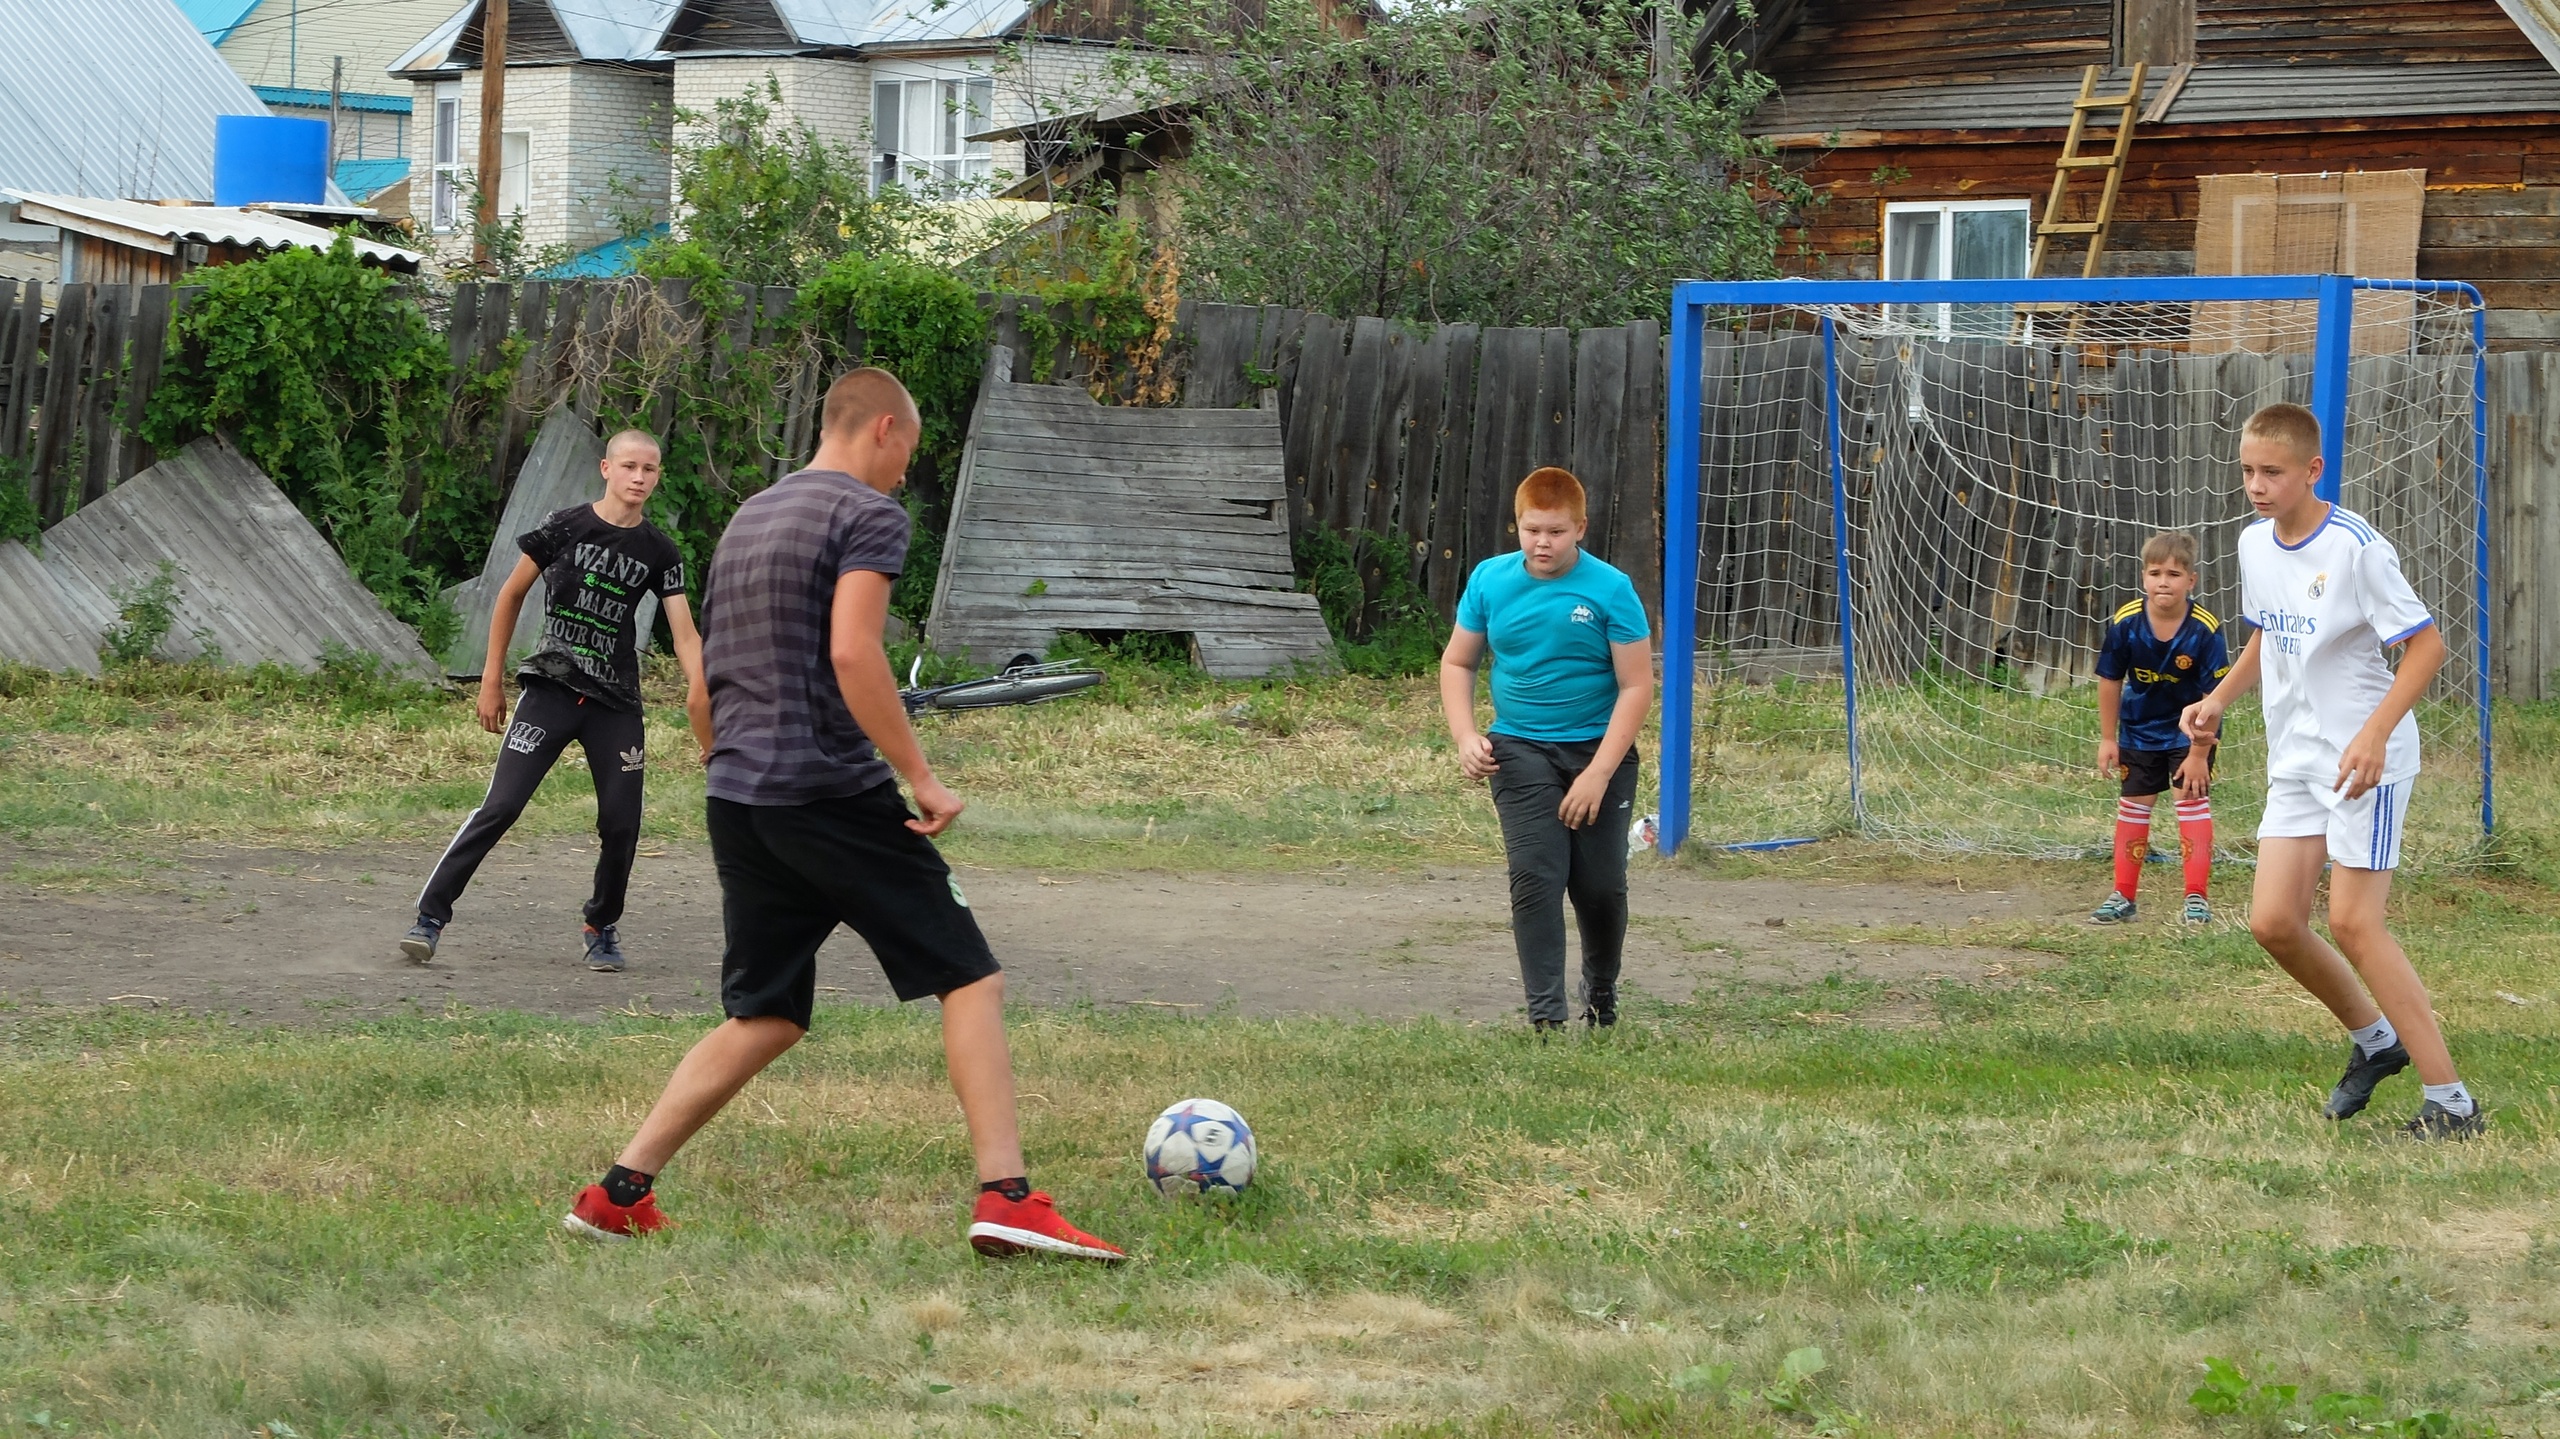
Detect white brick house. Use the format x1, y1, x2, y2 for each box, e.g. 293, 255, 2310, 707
390, 0, 1160, 271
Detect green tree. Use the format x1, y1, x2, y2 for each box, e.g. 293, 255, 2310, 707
1154, 0, 1805, 328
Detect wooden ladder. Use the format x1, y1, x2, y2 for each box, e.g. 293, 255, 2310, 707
2030, 62, 2147, 279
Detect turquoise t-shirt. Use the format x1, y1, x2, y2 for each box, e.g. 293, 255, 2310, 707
1454, 550, 1651, 741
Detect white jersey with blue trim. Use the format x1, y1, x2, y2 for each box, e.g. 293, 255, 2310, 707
2237, 504, 2434, 785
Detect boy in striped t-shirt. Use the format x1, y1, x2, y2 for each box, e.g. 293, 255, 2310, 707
2181, 403, 2481, 1140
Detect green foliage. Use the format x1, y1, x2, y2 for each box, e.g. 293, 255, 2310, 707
970, 213, 1161, 391
140, 243, 483, 644
1294, 525, 1445, 677
1154, 0, 1807, 327
2189, 1359, 2480, 1437
797, 253, 992, 622
0, 453, 39, 546
99, 562, 183, 666
647, 79, 969, 288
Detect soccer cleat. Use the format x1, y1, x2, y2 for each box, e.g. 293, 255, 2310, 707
2090, 893, 2137, 924
562, 1183, 668, 1242
967, 1190, 1125, 1262
2182, 894, 2213, 925
2323, 1040, 2411, 1120
2400, 1098, 2486, 1140
583, 924, 626, 973
399, 917, 442, 964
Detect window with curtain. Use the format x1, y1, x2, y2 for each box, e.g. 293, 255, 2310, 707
871, 74, 995, 192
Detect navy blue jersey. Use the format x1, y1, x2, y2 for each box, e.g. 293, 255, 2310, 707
2095, 600, 2229, 750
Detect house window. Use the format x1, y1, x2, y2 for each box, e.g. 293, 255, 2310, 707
1882, 199, 2032, 337
871, 74, 995, 192
498, 130, 530, 219
430, 83, 461, 231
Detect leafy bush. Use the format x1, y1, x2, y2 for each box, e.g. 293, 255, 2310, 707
1294, 525, 1445, 677
99, 562, 183, 666
0, 454, 38, 546
141, 241, 476, 655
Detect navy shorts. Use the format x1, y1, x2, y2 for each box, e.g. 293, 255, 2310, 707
707, 784, 1001, 1029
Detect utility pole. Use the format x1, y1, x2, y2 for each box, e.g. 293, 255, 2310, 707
474, 0, 508, 265
328, 56, 344, 180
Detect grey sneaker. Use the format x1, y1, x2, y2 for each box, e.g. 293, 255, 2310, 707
2324, 1040, 2411, 1120
2182, 894, 2213, 925
2400, 1098, 2486, 1140
583, 924, 626, 973
2090, 893, 2137, 924
399, 917, 442, 964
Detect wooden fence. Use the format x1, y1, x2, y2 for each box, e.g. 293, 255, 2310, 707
11, 273, 2560, 696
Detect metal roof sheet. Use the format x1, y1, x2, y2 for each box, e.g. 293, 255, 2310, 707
1746, 61, 2560, 139
775, 0, 1031, 47
2495, 0, 2560, 73
174, 0, 265, 45
4, 190, 425, 268
391, 0, 683, 74
389, 2, 473, 74
0, 0, 282, 201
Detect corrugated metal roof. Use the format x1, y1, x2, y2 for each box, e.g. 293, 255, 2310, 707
1747, 61, 2560, 139
774, 0, 1031, 47
390, 0, 683, 74
0, 0, 279, 201
5, 190, 425, 268
174, 0, 265, 46
2495, 0, 2560, 73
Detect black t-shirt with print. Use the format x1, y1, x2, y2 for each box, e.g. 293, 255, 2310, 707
516, 504, 687, 713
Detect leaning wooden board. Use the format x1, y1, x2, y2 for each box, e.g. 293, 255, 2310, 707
928, 350, 1336, 679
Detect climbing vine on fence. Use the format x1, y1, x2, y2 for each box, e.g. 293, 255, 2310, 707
142, 242, 492, 656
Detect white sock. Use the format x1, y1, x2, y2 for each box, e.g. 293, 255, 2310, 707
2348, 1016, 2399, 1057
2421, 1081, 2476, 1117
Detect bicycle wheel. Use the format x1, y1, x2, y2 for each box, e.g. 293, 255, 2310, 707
914, 669, 1103, 713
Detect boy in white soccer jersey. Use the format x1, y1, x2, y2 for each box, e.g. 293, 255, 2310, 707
2181, 403, 2482, 1139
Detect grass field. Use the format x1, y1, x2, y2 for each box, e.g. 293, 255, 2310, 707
4, 659, 2559, 1436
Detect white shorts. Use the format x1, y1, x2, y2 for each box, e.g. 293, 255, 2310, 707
2258, 776, 2413, 871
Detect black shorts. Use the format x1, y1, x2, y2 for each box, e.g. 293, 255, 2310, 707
2121, 745, 2213, 798
707, 785, 1001, 1029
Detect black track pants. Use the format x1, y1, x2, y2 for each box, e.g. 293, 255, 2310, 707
416, 678, 648, 930
1487, 734, 1640, 1025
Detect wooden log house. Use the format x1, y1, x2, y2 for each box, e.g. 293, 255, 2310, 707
1722, 0, 2560, 347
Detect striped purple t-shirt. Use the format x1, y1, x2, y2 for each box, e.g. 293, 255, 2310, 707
702, 468, 910, 806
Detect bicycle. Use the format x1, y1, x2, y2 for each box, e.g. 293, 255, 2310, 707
900, 655, 1105, 716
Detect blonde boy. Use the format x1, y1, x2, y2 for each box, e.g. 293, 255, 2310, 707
2180, 403, 2481, 1138
2091, 531, 2228, 925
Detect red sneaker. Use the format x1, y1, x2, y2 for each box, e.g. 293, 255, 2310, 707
562, 1183, 669, 1242
967, 1190, 1125, 1262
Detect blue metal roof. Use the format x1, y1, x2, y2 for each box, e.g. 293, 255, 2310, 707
0, 0, 352, 203
534, 224, 668, 278
254, 85, 415, 114
333, 157, 411, 200
174, 0, 264, 46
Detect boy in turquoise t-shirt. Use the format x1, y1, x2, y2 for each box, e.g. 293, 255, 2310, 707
1440, 467, 1654, 1031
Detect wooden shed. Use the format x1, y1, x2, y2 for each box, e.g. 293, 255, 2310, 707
3, 191, 420, 287
1724, 0, 2560, 347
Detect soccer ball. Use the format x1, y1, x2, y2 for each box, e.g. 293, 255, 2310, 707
1143, 1098, 1256, 1197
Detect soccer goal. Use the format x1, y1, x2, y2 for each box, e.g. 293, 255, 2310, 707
1657, 275, 2491, 864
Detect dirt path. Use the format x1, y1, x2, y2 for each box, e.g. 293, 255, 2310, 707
0, 838, 2069, 1025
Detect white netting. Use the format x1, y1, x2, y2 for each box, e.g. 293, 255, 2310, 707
1678, 286, 2488, 863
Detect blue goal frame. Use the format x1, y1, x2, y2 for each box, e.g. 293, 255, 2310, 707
1657, 274, 2493, 858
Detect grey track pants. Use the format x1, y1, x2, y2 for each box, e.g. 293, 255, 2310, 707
1487, 734, 1639, 1025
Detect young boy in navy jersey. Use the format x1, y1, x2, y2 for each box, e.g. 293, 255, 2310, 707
2091, 531, 2229, 925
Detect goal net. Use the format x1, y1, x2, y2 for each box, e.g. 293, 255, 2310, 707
1659, 276, 2491, 865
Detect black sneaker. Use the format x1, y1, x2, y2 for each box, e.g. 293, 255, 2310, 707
1531, 1018, 1567, 1039
399, 917, 442, 964
583, 924, 626, 973
2323, 1040, 2411, 1120
2400, 1098, 2486, 1140
1582, 997, 1617, 1029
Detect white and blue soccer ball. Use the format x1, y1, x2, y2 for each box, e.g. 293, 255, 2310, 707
1143, 1098, 1256, 1198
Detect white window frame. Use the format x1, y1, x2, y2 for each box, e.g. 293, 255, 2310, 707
498, 128, 531, 221
870, 68, 996, 193
430, 82, 461, 232
1880, 198, 2033, 338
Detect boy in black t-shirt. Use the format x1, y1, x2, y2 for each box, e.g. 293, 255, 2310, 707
2091, 531, 2229, 926
401, 429, 703, 972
